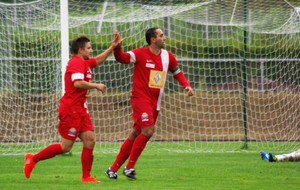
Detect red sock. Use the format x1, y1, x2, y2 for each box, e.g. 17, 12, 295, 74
111, 138, 133, 172
126, 134, 149, 169
81, 147, 93, 178
33, 143, 63, 163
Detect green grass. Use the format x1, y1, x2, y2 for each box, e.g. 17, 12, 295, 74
0, 143, 300, 190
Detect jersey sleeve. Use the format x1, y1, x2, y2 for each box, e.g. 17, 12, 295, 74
68, 59, 85, 82
114, 47, 140, 64
168, 51, 191, 88
114, 47, 132, 64
86, 58, 97, 68
168, 51, 179, 71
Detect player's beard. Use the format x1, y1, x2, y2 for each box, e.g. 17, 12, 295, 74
155, 40, 165, 49
158, 42, 165, 49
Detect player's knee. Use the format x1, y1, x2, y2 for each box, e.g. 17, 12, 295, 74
142, 126, 155, 138
129, 129, 140, 140
83, 137, 96, 149
61, 144, 73, 153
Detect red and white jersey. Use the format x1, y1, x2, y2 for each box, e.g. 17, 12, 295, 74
59, 55, 96, 113
114, 47, 189, 110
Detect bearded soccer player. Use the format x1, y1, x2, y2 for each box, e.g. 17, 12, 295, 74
24, 32, 121, 183
105, 27, 195, 180
260, 148, 300, 162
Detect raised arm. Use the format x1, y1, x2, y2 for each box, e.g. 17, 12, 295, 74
113, 48, 132, 64
113, 32, 132, 64
94, 31, 122, 66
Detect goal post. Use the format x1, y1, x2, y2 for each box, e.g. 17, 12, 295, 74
1, 0, 300, 155
60, 0, 69, 95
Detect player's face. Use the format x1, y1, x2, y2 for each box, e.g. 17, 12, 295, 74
80, 42, 93, 60
154, 29, 166, 49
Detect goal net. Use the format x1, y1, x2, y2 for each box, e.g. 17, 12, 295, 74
1, 0, 300, 154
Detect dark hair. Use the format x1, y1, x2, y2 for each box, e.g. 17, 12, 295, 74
70, 35, 90, 54
145, 27, 159, 45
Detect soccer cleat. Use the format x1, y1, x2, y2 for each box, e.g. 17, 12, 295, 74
260, 151, 269, 161
81, 176, 100, 183
105, 168, 118, 179
123, 167, 136, 180
24, 153, 36, 179
268, 152, 277, 162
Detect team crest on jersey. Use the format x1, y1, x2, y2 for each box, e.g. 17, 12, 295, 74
86, 68, 92, 79
68, 128, 76, 137
141, 112, 149, 122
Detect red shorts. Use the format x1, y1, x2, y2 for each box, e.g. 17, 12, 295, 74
131, 100, 159, 131
58, 112, 94, 141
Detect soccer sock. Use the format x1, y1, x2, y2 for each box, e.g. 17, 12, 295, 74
110, 138, 134, 172
33, 143, 63, 163
126, 134, 149, 169
81, 147, 93, 178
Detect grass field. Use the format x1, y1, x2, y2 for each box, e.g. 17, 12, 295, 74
0, 143, 299, 190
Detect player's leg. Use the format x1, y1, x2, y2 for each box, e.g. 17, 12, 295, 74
123, 105, 159, 180
23, 112, 78, 179
79, 130, 99, 182
275, 150, 300, 162
106, 128, 139, 179
123, 126, 153, 180
262, 148, 300, 162
24, 143, 66, 179
126, 126, 153, 170
295, 149, 300, 161
79, 114, 99, 183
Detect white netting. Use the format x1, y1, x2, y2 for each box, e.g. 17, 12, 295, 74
1, 0, 300, 154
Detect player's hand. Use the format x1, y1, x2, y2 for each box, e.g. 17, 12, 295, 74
112, 31, 122, 49
185, 86, 195, 96
96, 83, 106, 93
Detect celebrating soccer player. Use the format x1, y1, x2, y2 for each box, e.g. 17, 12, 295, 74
105, 27, 195, 180
23, 32, 121, 183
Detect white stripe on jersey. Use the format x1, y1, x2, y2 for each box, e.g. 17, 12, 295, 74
128, 51, 136, 63
71, 73, 84, 81
156, 49, 169, 110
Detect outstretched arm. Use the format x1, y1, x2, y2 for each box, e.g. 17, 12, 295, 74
113, 32, 132, 64
95, 31, 122, 66
114, 48, 132, 64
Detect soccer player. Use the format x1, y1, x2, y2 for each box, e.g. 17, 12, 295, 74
23, 32, 121, 183
105, 27, 195, 180
260, 148, 300, 162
